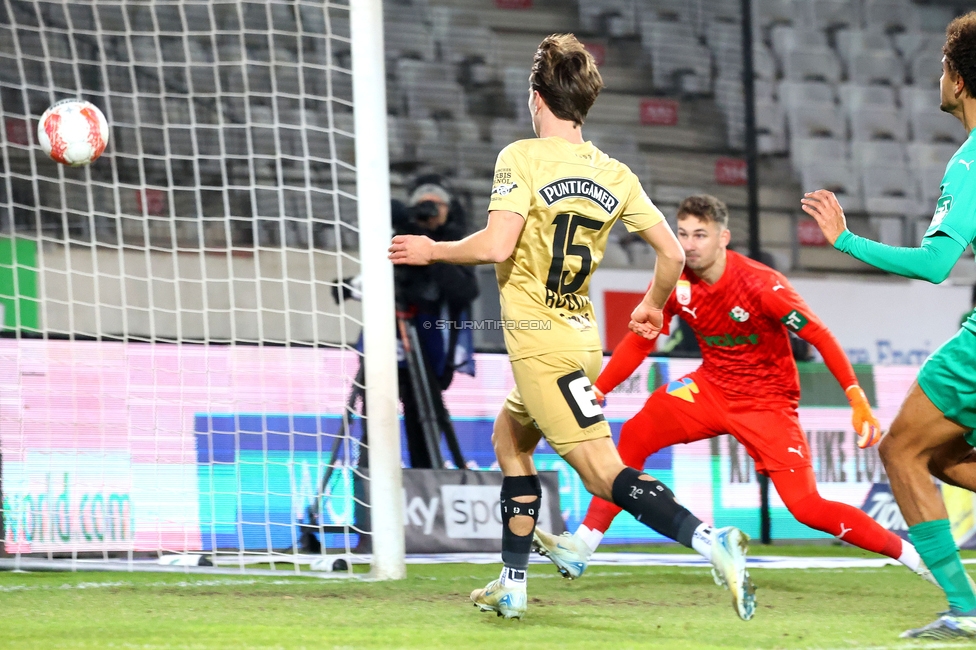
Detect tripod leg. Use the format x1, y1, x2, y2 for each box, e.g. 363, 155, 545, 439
313, 363, 365, 518
433, 385, 466, 468
402, 319, 444, 468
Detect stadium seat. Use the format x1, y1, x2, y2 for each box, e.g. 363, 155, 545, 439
753, 0, 796, 29
579, 0, 638, 36
849, 51, 905, 87
795, 0, 859, 31
800, 161, 864, 212
405, 79, 465, 119
909, 53, 944, 88
384, 23, 436, 62
851, 140, 907, 171
893, 30, 945, 60
396, 60, 456, 87
861, 166, 919, 216
906, 142, 959, 171
916, 162, 949, 206
642, 24, 712, 93
457, 141, 499, 177
769, 25, 827, 61
626, 239, 656, 269
386, 117, 411, 164
755, 100, 788, 154
502, 67, 531, 117
790, 137, 848, 172
586, 128, 650, 182
911, 112, 965, 145
850, 108, 908, 142
862, 0, 920, 34
439, 26, 495, 65
777, 80, 835, 112
783, 47, 842, 83
837, 83, 898, 115
834, 28, 893, 68
601, 239, 631, 268
787, 104, 847, 140
907, 143, 959, 205
490, 119, 534, 148
901, 86, 940, 118
635, 0, 695, 27
439, 118, 481, 144
750, 44, 779, 81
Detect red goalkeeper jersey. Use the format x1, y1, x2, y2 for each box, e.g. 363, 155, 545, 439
597, 250, 857, 407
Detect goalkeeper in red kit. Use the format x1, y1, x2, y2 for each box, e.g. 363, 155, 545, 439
533, 194, 934, 584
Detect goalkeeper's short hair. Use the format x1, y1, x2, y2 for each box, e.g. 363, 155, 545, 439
676, 194, 729, 230
944, 11, 976, 97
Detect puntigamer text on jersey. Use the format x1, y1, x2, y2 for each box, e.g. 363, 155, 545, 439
538, 177, 620, 214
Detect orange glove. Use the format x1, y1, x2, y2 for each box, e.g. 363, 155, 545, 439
846, 385, 882, 448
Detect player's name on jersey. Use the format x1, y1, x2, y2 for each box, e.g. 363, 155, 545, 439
544, 288, 590, 311
539, 177, 619, 214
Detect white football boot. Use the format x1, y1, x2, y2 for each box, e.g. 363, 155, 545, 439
708, 526, 757, 621
532, 528, 590, 579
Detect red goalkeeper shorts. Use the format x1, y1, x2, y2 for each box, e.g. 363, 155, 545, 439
625, 370, 811, 473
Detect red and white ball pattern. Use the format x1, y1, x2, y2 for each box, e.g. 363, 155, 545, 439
37, 99, 109, 167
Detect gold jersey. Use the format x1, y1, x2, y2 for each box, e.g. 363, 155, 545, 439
488, 136, 664, 361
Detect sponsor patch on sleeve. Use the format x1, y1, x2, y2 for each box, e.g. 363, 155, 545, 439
781, 310, 809, 333
930, 193, 953, 229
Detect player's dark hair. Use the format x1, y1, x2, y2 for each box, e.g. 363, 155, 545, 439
676, 194, 729, 229
944, 11, 976, 97
529, 34, 604, 127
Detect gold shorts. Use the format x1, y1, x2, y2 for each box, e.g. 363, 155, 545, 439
503, 349, 611, 456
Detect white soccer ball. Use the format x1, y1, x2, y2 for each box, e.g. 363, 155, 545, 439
37, 99, 109, 167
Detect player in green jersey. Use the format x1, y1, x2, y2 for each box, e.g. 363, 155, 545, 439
803, 12, 976, 640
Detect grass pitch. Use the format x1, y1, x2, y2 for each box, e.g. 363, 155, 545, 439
1, 546, 973, 649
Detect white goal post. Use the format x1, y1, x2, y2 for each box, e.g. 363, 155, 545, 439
0, 0, 404, 579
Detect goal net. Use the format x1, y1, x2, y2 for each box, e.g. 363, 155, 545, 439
0, 0, 404, 578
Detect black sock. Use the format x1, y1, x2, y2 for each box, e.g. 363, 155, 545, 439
500, 475, 542, 571
611, 467, 703, 548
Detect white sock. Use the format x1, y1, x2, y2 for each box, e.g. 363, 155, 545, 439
898, 540, 922, 572
575, 525, 604, 555
691, 524, 715, 562
499, 566, 527, 589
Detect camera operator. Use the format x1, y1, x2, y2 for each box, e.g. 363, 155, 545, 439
391, 176, 479, 468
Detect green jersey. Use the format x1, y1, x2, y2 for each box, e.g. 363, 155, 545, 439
834, 128, 976, 332
924, 128, 976, 333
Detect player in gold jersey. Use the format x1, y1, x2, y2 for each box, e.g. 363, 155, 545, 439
389, 34, 755, 620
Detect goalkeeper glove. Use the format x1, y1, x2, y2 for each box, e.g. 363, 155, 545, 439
846, 385, 882, 448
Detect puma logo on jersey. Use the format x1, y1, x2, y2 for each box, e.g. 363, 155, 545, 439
772, 283, 784, 292
681, 306, 698, 319
837, 523, 852, 540
787, 446, 804, 458
959, 159, 974, 171
538, 177, 620, 214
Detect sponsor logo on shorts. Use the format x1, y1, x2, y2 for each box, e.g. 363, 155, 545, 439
666, 377, 699, 403
557, 370, 606, 429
